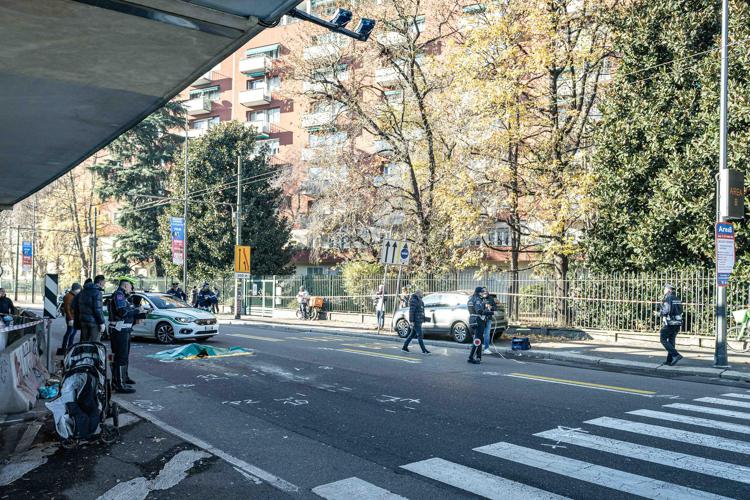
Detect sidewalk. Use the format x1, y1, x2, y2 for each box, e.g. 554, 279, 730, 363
220, 315, 750, 384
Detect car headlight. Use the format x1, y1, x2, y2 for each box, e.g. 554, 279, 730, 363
173, 316, 193, 324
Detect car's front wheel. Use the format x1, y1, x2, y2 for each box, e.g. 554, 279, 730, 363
395, 319, 411, 338
155, 322, 176, 344
451, 321, 469, 343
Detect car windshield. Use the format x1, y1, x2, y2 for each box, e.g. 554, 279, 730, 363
147, 294, 189, 310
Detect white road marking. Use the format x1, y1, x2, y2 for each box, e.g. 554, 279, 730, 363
664, 403, 750, 420
226, 333, 285, 342
401, 457, 569, 499
0, 444, 58, 486
312, 477, 407, 499
114, 398, 298, 493
722, 393, 750, 400
97, 449, 210, 500
475, 442, 729, 500
585, 416, 750, 455
628, 409, 750, 435
694, 397, 750, 409
534, 428, 750, 485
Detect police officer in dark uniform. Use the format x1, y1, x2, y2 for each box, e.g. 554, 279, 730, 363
467, 287, 489, 364
166, 282, 187, 301
108, 277, 138, 393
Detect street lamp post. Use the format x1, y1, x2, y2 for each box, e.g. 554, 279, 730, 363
183, 117, 189, 290
715, 0, 730, 368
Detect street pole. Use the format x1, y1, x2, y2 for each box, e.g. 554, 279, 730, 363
31, 195, 37, 304
234, 155, 242, 319
91, 206, 98, 278
13, 225, 19, 301
715, 0, 730, 368
183, 118, 189, 291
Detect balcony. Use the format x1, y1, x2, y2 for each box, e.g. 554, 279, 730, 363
244, 119, 270, 137
375, 67, 400, 85
193, 71, 213, 86
301, 111, 337, 129
239, 88, 271, 107
303, 71, 349, 93
377, 31, 408, 47
239, 56, 271, 76
303, 44, 340, 61
183, 96, 212, 116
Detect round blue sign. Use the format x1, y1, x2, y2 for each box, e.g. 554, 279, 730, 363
400, 245, 409, 259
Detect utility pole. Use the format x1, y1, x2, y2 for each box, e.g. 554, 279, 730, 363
91, 206, 98, 278
31, 195, 37, 304
183, 117, 190, 290
234, 155, 242, 320
715, 0, 730, 368
13, 225, 19, 301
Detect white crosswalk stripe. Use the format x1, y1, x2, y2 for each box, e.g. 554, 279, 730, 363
474, 442, 729, 500
534, 427, 750, 485
401, 457, 569, 500
628, 409, 750, 435
694, 397, 750, 409
312, 477, 407, 499
722, 393, 750, 400
585, 416, 750, 454
664, 403, 750, 420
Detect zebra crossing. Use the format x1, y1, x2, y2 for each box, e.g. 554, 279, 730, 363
312, 391, 750, 499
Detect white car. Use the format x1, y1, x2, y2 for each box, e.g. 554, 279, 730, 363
103, 292, 219, 344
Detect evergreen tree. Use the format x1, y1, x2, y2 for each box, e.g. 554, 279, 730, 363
93, 102, 185, 276
587, 0, 750, 274
158, 121, 294, 280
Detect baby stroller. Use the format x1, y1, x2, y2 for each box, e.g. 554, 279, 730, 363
45, 342, 119, 447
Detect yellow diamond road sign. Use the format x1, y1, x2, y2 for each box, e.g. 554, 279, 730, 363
235, 245, 251, 278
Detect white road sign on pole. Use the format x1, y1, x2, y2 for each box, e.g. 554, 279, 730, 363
380, 239, 399, 265
398, 242, 410, 265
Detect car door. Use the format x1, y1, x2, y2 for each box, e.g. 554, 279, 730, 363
431, 294, 461, 332
130, 294, 152, 337
421, 294, 442, 331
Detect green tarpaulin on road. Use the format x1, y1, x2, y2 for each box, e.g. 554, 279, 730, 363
147, 343, 253, 361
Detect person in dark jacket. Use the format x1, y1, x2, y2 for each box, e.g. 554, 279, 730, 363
78, 275, 106, 342
659, 284, 683, 366
467, 287, 489, 364
196, 283, 217, 309
401, 290, 430, 354
108, 277, 138, 393
166, 282, 187, 301
481, 289, 497, 353
58, 282, 82, 354
0, 288, 16, 316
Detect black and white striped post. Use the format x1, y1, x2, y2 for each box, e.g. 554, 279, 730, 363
44, 274, 58, 370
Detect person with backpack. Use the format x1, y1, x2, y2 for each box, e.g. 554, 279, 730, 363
373, 284, 386, 329
659, 283, 683, 366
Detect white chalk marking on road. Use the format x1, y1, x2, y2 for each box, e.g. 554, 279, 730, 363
664, 403, 750, 420
534, 427, 750, 485
694, 397, 750, 409
313, 477, 407, 500
113, 398, 299, 493
628, 409, 750, 435
337, 348, 421, 364
0, 444, 58, 486
401, 457, 569, 500
475, 442, 729, 500
585, 416, 750, 455
722, 393, 750, 400
97, 449, 211, 500
226, 333, 285, 342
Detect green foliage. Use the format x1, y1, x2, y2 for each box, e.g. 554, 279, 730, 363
586, 0, 750, 273
340, 261, 382, 309
93, 102, 185, 275
158, 122, 294, 281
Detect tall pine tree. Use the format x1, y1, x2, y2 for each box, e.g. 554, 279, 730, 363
587, 0, 750, 274
158, 121, 294, 280
93, 102, 185, 276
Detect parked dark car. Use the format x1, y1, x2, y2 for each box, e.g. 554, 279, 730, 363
391, 291, 508, 343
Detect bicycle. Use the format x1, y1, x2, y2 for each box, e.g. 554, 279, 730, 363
729, 308, 750, 352
295, 296, 323, 321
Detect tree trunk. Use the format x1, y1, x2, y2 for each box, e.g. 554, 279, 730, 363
554, 252, 569, 326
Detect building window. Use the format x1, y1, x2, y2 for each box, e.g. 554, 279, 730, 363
384, 89, 403, 104
306, 267, 324, 276
191, 116, 220, 130
249, 108, 280, 124
257, 138, 280, 156
487, 225, 511, 247
189, 85, 220, 101
245, 44, 280, 60
311, 0, 336, 17
309, 131, 347, 148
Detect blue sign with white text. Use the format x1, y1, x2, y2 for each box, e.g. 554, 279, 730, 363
170, 217, 185, 241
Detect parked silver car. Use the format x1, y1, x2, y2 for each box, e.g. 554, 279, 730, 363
392, 291, 508, 343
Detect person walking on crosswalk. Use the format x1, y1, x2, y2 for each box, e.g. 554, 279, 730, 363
402, 289, 430, 354
658, 283, 683, 366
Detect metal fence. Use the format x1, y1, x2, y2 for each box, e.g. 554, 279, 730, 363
139, 269, 750, 336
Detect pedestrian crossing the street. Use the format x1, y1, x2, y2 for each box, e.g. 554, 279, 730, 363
311, 391, 750, 499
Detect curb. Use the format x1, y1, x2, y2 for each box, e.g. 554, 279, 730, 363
219, 318, 750, 384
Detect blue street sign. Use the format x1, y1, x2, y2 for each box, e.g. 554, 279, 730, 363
22, 241, 32, 257
170, 217, 185, 241
400, 244, 409, 261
